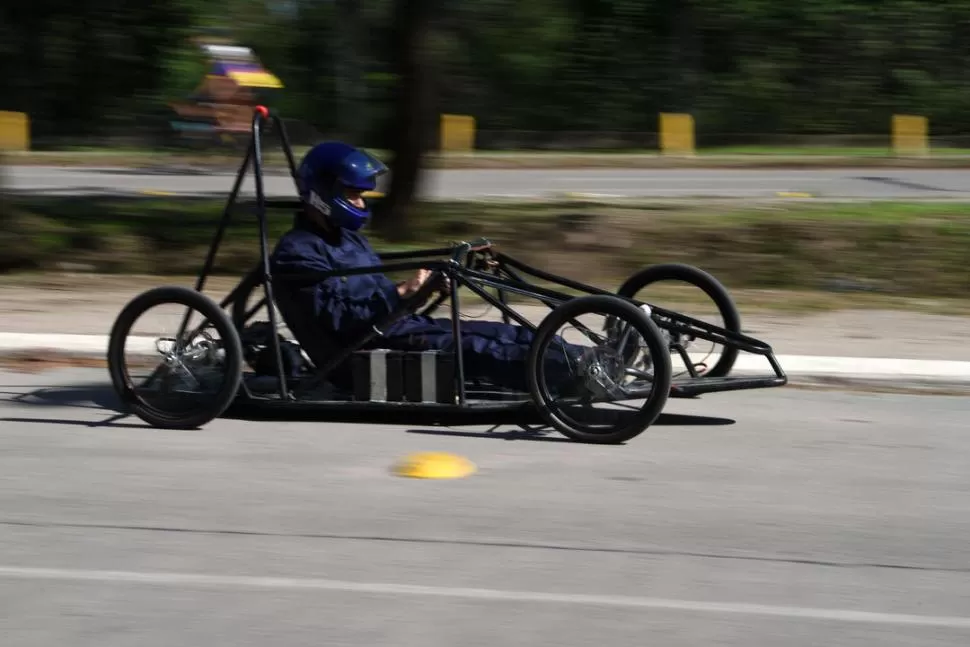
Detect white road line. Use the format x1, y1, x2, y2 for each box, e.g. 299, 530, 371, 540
0, 566, 967, 628
692, 353, 970, 380
549, 176, 829, 183
581, 190, 802, 195
0, 333, 116, 354
473, 193, 546, 199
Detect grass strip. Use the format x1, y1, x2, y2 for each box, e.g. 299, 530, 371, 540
1, 196, 968, 300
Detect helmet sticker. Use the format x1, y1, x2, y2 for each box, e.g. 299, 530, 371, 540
308, 190, 331, 215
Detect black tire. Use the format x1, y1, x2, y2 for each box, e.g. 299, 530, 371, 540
526, 295, 672, 444
617, 263, 741, 378
107, 286, 243, 429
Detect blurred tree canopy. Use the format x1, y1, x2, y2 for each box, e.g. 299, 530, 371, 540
5, 0, 970, 144
0, 1, 193, 139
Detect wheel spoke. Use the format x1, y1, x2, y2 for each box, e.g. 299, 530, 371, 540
528, 295, 672, 444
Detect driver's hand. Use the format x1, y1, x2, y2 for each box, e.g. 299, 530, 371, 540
396, 269, 432, 298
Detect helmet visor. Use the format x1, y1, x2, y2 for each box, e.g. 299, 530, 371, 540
336, 150, 388, 191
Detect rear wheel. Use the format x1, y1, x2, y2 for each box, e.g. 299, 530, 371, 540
107, 286, 243, 429
527, 295, 672, 444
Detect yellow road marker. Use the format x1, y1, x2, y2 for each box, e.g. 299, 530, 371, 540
391, 452, 477, 479
777, 191, 813, 198
140, 190, 176, 196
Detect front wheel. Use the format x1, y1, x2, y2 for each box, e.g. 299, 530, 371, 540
107, 286, 243, 429
527, 295, 672, 444
617, 263, 741, 378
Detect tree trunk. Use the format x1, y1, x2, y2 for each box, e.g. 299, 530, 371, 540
334, 0, 365, 141
0, 154, 9, 227
668, 0, 699, 113
371, 0, 438, 242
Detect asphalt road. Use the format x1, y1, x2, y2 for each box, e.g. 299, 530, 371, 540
7, 165, 970, 200
1, 367, 969, 645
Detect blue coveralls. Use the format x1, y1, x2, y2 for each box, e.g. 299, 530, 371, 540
269, 216, 580, 392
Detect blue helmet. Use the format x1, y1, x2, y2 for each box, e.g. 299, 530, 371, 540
296, 141, 388, 231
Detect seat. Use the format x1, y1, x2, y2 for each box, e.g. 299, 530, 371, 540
265, 271, 460, 402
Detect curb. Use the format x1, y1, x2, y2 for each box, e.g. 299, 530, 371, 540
2, 333, 969, 392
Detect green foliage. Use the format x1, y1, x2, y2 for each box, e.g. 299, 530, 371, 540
7, 0, 970, 141
0, 1, 193, 139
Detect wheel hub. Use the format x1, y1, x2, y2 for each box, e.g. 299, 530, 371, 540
577, 347, 625, 398
152, 333, 224, 391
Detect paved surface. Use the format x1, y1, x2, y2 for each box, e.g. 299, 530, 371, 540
8, 165, 970, 200
0, 367, 969, 645
3, 278, 969, 360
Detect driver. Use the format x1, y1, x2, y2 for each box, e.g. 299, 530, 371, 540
269, 141, 582, 392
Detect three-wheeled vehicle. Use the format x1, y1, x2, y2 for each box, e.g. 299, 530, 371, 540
106, 107, 787, 444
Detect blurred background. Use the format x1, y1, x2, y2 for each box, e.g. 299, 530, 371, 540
1, 0, 969, 302
6, 0, 970, 151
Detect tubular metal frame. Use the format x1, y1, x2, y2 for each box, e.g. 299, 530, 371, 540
190, 107, 787, 407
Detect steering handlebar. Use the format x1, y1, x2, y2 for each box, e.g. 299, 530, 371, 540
449, 237, 493, 264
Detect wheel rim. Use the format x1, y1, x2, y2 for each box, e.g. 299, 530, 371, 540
532, 305, 667, 438
620, 272, 740, 378
119, 299, 236, 423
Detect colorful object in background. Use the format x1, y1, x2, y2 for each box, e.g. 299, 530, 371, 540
892, 115, 929, 157
205, 44, 284, 89
659, 113, 695, 156
0, 111, 30, 151
170, 42, 284, 145
440, 114, 476, 152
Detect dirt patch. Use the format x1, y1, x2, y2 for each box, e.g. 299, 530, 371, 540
0, 351, 108, 373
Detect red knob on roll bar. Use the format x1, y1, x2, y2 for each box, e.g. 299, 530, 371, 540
254, 105, 270, 119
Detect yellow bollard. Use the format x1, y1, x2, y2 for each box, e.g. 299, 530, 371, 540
659, 113, 695, 156
0, 111, 30, 151
440, 114, 476, 153
892, 115, 929, 157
